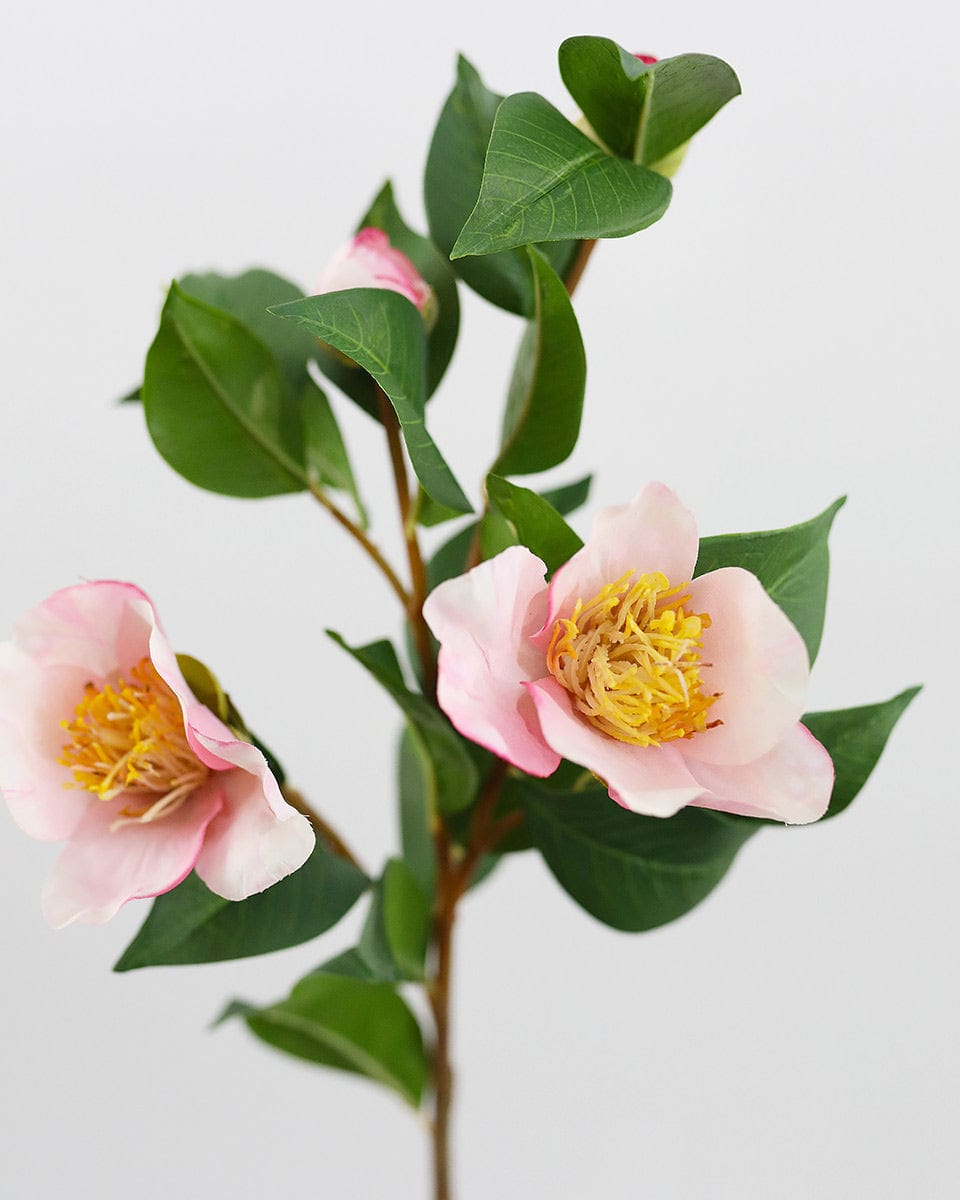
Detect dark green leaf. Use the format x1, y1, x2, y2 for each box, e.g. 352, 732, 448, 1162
114, 842, 368, 970
314, 947, 383, 981
143, 282, 307, 497
805, 687, 921, 819
300, 375, 366, 525
328, 633, 478, 813
398, 725, 437, 897
117, 385, 141, 404
220, 973, 427, 1106
478, 508, 519, 559
540, 474, 592, 516
521, 781, 757, 931
176, 653, 230, 723
558, 39, 740, 165
425, 55, 578, 315
270, 290, 471, 513
493, 247, 586, 476
486, 475, 583, 573
359, 859, 432, 982
451, 92, 672, 259
695, 498, 846, 663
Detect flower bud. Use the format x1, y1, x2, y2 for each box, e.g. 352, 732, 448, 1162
314, 228, 437, 329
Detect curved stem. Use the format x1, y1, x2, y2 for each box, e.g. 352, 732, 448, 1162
281, 784, 366, 874
309, 483, 409, 608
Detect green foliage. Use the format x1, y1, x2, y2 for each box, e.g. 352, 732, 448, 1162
539, 474, 593, 517
300, 376, 367, 526
314, 182, 460, 415
558, 39, 740, 166
358, 859, 432, 982
486, 475, 582, 573
451, 92, 672, 259
493, 248, 586, 476
397, 726, 438, 897
806, 687, 921, 819
113, 842, 368, 970
270, 289, 471, 513
219, 973, 427, 1107
520, 780, 758, 931
695, 498, 846, 663
328, 633, 478, 813
425, 55, 578, 315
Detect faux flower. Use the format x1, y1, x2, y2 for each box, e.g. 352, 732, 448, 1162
314, 227, 436, 324
423, 483, 833, 823
0, 581, 315, 927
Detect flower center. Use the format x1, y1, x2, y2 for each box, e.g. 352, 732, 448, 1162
58, 657, 209, 829
546, 571, 720, 747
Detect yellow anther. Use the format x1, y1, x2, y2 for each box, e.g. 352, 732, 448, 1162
546, 571, 719, 747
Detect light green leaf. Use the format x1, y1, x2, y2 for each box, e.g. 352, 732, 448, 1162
451, 92, 672, 259
359, 859, 432, 982
493, 247, 586, 476
559, 39, 740, 165
694, 498, 846, 663
300, 375, 366, 525
398, 725, 437, 897
486, 475, 583, 573
270, 290, 471, 513
425, 55, 578, 315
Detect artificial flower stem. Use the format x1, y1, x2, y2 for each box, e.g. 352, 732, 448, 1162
375, 387, 437, 698
280, 785, 366, 874
308, 483, 410, 608
429, 821, 457, 1200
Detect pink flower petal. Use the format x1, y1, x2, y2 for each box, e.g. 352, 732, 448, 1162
538, 483, 699, 644
686, 723, 834, 824
424, 546, 559, 776
678, 568, 810, 766
526, 678, 706, 817
41, 784, 225, 928
315, 228, 432, 311
193, 767, 315, 901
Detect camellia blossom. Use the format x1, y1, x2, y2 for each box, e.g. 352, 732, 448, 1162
314, 227, 436, 324
423, 483, 834, 823
0, 581, 315, 927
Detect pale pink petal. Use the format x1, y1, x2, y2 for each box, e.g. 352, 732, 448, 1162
678, 568, 810, 766
686, 723, 834, 824
314, 228, 431, 311
193, 768, 315, 901
424, 546, 559, 777
537, 483, 699, 645
41, 785, 224, 928
526, 678, 706, 817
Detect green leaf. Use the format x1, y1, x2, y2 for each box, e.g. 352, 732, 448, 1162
425, 54, 578, 316
478, 508, 519, 559
451, 92, 672, 260
493, 247, 586, 476
143, 283, 309, 497
559, 39, 740, 165
328, 633, 478, 813
175, 653, 230, 724
398, 725, 437, 897
270, 290, 471, 514
359, 859, 432, 982
805, 687, 921, 819
178, 269, 318, 396
540, 474, 592, 517
114, 842, 368, 970
520, 781, 757, 931
300, 375, 366, 525
314, 947, 383, 981
117, 385, 141, 404
695, 498, 846, 664
486, 474, 582, 573
221, 973, 427, 1106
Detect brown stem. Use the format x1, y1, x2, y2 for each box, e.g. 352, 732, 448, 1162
309, 484, 409, 608
429, 822, 457, 1200
281, 785, 366, 874
375, 387, 437, 697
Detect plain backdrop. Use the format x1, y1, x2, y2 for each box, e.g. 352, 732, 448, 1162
1, 1, 956, 1196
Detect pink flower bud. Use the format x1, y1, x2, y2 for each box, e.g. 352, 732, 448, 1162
635, 53, 658, 65
314, 228, 436, 324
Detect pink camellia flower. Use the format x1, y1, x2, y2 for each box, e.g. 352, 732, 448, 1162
424, 483, 834, 823
0, 581, 315, 927
314, 227, 436, 324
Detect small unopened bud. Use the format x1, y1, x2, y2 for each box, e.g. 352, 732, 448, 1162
313, 228, 436, 329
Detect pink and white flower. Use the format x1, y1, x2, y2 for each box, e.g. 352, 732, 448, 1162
423, 483, 834, 824
314, 227, 435, 322
0, 581, 315, 927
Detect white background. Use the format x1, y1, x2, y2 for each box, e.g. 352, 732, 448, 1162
1, 1, 956, 1196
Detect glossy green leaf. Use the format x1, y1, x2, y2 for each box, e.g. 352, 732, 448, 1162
478, 508, 519, 559
143, 282, 308, 497
359, 859, 432, 982
451, 92, 672, 260
486, 475, 583, 573
425, 55, 578, 316
493, 248, 586, 476
695, 498, 846, 663
300, 375, 366, 525
805, 687, 921, 819
540, 474, 592, 517
398, 725, 437, 897
220, 973, 427, 1106
328, 633, 478, 813
521, 781, 757, 931
270, 290, 471, 513
114, 842, 368, 970
559, 39, 740, 165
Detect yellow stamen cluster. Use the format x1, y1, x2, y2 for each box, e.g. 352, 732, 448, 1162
58, 657, 208, 829
546, 571, 720, 747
